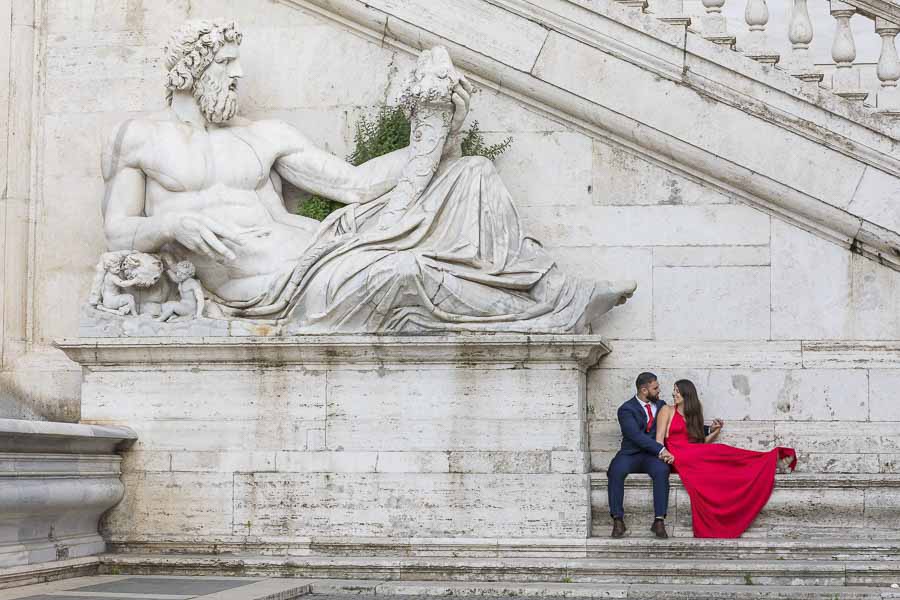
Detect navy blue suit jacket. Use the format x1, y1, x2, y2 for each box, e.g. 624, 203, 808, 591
616, 396, 667, 456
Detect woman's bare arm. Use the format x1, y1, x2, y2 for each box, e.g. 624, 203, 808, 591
704, 419, 724, 443
656, 406, 673, 446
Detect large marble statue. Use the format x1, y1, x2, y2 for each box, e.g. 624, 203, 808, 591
97, 19, 636, 334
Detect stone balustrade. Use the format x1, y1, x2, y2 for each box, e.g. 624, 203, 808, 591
614, 0, 900, 113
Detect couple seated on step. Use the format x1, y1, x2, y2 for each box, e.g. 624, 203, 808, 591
607, 372, 797, 539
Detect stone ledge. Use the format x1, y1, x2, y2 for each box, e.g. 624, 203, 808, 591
0, 556, 99, 591
56, 335, 611, 369
104, 536, 900, 560
0, 418, 136, 454
589, 473, 900, 538
95, 553, 900, 586
590, 472, 900, 489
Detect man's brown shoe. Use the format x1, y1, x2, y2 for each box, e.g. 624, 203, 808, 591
651, 519, 668, 539
611, 518, 626, 538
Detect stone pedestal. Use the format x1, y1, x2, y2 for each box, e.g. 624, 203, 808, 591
57, 335, 609, 550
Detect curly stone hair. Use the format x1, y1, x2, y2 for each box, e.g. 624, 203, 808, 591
164, 19, 243, 105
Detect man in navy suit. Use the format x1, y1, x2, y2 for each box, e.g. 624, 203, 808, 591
607, 372, 674, 539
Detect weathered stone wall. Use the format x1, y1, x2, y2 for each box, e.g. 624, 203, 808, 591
3, 0, 899, 478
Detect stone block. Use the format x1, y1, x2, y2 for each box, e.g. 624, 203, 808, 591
448, 451, 551, 474
795, 453, 881, 474
106, 471, 234, 538
849, 253, 900, 340
375, 452, 450, 474
171, 451, 277, 473
652, 246, 770, 267
276, 451, 378, 473
365, 0, 548, 72
83, 368, 326, 422
234, 472, 589, 538
775, 422, 891, 455
771, 220, 851, 340
704, 368, 868, 422
653, 267, 770, 340
496, 131, 593, 208
325, 368, 580, 422
598, 341, 803, 370
239, 24, 396, 111
848, 166, 900, 234
545, 246, 652, 339
325, 418, 583, 452
593, 140, 733, 207
551, 450, 589, 474
867, 370, 900, 421
468, 87, 569, 133
519, 204, 770, 248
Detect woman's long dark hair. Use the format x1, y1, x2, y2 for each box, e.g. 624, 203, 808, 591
676, 379, 706, 443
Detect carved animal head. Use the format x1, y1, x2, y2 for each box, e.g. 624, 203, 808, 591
120, 253, 164, 287
399, 46, 460, 114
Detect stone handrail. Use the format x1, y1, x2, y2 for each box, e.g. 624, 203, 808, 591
620, 0, 900, 114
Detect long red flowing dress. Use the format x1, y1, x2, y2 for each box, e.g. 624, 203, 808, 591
666, 410, 797, 538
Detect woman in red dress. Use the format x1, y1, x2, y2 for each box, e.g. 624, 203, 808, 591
655, 379, 797, 538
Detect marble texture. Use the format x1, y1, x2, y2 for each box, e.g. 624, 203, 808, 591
62, 335, 608, 543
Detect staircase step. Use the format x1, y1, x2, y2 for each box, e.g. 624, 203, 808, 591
99, 554, 900, 587
308, 580, 900, 599
590, 473, 900, 539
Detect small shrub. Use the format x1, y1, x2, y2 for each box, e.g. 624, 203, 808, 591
297, 107, 512, 221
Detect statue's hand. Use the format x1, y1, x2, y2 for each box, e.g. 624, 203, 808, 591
168, 214, 243, 261
449, 76, 473, 136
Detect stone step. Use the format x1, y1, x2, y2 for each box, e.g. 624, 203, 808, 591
99, 554, 900, 587
106, 537, 900, 561
589, 473, 900, 538
307, 579, 900, 599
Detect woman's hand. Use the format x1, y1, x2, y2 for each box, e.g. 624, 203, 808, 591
711, 419, 725, 432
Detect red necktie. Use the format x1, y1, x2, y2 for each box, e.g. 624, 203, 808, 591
645, 403, 654, 432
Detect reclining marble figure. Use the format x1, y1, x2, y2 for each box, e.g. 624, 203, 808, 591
96, 19, 636, 333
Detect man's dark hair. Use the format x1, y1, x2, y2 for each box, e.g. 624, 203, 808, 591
635, 372, 657, 391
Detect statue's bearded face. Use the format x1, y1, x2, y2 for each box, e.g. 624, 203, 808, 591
194, 42, 242, 124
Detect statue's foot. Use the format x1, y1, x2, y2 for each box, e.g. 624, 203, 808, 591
577, 279, 638, 333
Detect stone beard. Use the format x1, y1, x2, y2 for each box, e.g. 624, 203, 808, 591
193, 66, 238, 124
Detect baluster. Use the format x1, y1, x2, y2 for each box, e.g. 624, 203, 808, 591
701, 0, 736, 48
650, 0, 692, 27
785, 0, 824, 86
829, 1, 867, 102
875, 17, 900, 113
743, 0, 779, 65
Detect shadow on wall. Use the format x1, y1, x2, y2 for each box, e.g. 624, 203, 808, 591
0, 372, 80, 422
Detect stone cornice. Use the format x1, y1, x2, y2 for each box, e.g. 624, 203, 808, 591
278, 0, 900, 272
0, 418, 136, 453
55, 335, 612, 370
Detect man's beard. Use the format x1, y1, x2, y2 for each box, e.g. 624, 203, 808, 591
194, 70, 238, 124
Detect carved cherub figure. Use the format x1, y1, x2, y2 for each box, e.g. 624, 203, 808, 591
88, 251, 138, 316
157, 261, 205, 322
88, 251, 165, 316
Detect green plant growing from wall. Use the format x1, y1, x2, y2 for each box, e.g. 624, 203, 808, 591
297, 106, 512, 221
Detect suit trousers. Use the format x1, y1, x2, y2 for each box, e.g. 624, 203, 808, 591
607, 451, 670, 519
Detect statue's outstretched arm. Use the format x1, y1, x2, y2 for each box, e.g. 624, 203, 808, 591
268, 121, 410, 205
